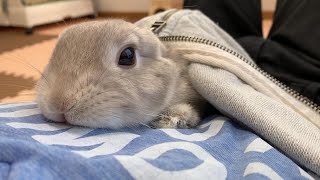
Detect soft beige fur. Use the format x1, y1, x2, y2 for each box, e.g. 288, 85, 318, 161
36, 20, 206, 129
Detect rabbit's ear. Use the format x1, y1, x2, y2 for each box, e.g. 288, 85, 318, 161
134, 28, 167, 58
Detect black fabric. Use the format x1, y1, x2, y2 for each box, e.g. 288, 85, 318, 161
184, 0, 320, 105
184, 0, 262, 38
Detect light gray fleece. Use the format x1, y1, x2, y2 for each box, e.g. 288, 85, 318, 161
136, 10, 320, 175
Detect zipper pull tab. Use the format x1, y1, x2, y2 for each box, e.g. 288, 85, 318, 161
151, 21, 167, 34
150, 9, 179, 34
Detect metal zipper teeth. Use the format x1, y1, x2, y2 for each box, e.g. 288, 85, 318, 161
159, 35, 320, 114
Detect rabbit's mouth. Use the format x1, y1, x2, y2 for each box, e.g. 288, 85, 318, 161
52, 103, 154, 129
42, 112, 66, 123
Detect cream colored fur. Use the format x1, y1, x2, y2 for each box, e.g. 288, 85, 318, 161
36, 19, 205, 129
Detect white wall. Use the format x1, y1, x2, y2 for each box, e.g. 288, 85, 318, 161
262, 0, 276, 11
93, 0, 151, 13
94, 0, 276, 13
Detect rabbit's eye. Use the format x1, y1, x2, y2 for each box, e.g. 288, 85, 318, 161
118, 47, 136, 66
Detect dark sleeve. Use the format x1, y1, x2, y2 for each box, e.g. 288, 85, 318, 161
184, 0, 263, 39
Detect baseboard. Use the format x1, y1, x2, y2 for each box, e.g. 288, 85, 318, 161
263, 11, 274, 20
99, 11, 274, 21
98, 12, 148, 22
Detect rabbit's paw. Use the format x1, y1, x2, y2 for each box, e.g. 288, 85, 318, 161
150, 104, 200, 129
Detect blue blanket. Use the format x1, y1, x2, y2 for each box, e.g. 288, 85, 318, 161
0, 103, 313, 179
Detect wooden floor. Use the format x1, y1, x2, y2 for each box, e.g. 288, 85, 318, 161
0, 15, 272, 103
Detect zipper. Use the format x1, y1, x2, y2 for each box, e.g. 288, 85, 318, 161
159, 35, 320, 114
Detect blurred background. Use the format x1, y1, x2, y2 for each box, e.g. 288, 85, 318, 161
0, 0, 275, 103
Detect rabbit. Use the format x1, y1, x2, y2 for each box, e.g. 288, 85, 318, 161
36, 19, 207, 129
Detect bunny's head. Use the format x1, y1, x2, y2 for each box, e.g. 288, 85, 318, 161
36, 20, 179, 128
